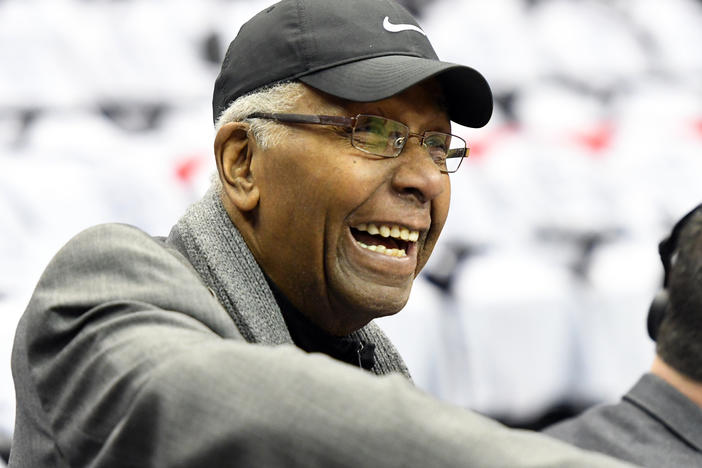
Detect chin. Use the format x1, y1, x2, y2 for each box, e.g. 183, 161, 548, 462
331, 287, 411, 334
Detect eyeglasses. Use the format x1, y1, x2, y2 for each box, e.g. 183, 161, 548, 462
245, 112, 469, 173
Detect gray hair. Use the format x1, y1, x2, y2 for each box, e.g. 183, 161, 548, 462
211, 81, 348, 194
214, 81, 307, 149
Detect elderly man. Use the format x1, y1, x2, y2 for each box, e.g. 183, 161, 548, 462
545, 204, 702, 467
9, 1, 637, 467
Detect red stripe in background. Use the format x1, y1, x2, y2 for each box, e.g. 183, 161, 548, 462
692, 118, 702, 138
465, 124, 520, 159
175, 154, 207, 184
570, 121, 615, 155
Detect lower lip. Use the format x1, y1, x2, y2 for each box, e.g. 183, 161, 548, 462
344, 227, 418, 280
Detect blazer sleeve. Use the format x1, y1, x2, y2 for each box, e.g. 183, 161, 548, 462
11, 224, 640, 468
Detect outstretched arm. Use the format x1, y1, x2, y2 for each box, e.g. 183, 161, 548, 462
11, 224, 639, 468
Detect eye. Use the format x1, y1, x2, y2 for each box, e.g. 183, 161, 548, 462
355, 117, 386, 135
423, 134, 448, 152
352, 115, 409, 157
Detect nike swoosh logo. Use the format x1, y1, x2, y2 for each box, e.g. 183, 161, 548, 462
382, 16, 426, 36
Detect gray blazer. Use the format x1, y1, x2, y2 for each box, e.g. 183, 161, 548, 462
545, 373, 702, 467
9, 189, 639, 467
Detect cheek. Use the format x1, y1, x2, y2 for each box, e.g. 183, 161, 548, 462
258, 154, 352, 247
417, 184, 451, 272
434, 186, 451, 229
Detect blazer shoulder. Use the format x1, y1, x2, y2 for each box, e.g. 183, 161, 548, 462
59, 222, 165, 253
22, 222, 234, 336
45, 222, 193, 277
65, 223, 200, 276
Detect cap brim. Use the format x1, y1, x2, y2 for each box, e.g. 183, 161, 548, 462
299, 55, 493, 128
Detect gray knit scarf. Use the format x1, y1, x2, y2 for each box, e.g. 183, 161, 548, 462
169, 184, 411, 378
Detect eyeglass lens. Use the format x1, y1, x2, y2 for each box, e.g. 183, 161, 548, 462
351, 115, 466, 173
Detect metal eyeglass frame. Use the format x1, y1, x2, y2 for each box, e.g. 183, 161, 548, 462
244, 112, 468, 173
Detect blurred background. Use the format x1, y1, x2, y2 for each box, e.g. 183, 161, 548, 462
1, 0, 702, 454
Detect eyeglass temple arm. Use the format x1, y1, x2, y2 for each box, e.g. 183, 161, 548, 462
245, 112, 355, 128
447, 147, 469, 159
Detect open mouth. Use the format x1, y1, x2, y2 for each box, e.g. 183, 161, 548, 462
350, 223, 420, 258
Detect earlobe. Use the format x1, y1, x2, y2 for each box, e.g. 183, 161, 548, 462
215, 122, 260, 212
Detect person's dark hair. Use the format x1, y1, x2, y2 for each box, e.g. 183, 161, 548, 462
656, 209, 702, 381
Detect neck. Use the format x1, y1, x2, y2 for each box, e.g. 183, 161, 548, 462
651, 355, 702, 409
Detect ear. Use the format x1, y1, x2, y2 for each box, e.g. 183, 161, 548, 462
215, 122, 260, 212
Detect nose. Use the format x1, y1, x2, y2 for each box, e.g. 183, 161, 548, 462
390, 135, 447, 204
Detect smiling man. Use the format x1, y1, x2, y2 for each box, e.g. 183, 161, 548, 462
219, 82, 452, 338
9, 1, 639, 467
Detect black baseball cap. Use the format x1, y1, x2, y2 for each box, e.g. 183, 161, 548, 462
213, 0, 492, 128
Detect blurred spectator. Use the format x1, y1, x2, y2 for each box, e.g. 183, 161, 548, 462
544, 204, 702, 467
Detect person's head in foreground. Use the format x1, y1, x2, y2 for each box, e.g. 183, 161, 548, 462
648, 204, 702, 394
543, 206, 702, 467
211, 0, 492, 335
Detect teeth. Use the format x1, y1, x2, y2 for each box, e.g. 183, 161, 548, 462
353, 223, 419, 258
355, 223, 420, 242
356, 241, 407, 257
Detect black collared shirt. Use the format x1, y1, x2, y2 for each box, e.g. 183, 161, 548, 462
266, 278, 376, 371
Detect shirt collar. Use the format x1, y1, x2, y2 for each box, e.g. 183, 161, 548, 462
625, 373, 702, 451
265, 275, 376, 371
